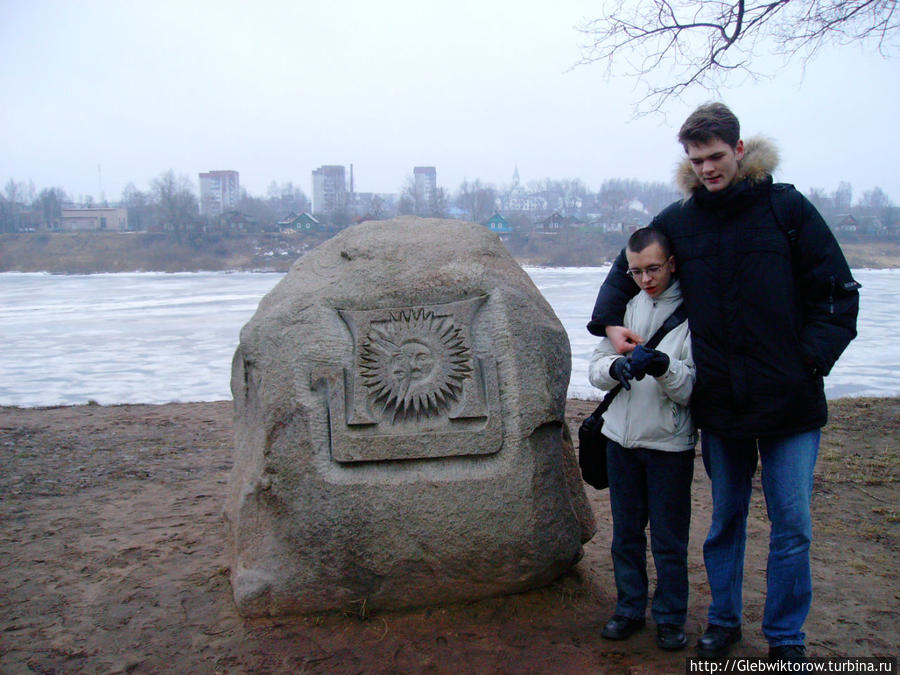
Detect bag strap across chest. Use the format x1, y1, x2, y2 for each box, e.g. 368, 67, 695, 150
589, 302, 689, 419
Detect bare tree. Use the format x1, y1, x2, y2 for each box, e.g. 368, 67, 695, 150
266, 181, 310, 217
857, 186, 894, 224
369, 194, 387, 220
34, 187, 67, 227
806, 186, 835, 220
522, 178, 585, 215
634, 180, 681, 214
4, 178, 23, 205
858, 186, 893, 210
576, 0, 899, 113
834, 180, 853, 212
121, 183, 152, 231
237, 189, 276, 230
398, 175, 422, 216
430, 186, 450, 218
151, 170, 198, 231
455, 179, 497, 223
598, 179, 635, 223
1, 180, 22, 232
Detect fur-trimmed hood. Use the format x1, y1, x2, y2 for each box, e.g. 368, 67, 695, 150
675, 135, 780, 197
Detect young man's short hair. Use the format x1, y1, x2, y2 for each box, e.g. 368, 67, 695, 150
627, 227, 672, 258
678, 102, 741, 150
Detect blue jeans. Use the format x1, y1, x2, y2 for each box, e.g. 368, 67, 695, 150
701, 429, 820, 647
606, 439, 694, 626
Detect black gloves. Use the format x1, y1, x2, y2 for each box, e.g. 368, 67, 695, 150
609, 357, 634, 390
609, 347, 670, 391
629, 344, 670, 379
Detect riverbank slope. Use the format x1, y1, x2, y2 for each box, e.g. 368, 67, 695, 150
2, 230, 899, 273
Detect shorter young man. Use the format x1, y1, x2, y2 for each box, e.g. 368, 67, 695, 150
589, 227, 697, 651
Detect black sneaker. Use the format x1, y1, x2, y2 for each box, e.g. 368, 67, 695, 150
656, 623, 687, 651
769, 645, 807, 662
601, 615, 645, 640
696, 624, 742, 658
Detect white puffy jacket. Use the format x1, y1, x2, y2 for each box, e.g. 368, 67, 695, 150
588, 280, 697, 452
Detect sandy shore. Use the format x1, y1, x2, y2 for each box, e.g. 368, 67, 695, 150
1, 397, 898, 674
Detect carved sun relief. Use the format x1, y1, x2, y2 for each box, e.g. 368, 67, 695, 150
319, 297, 500, 462
359, 308, 472, 422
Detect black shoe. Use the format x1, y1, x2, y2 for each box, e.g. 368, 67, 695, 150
696, 624, 742, 658
656, 623, 687, 651
601, 615, 645, 640
769, 645, 807, 662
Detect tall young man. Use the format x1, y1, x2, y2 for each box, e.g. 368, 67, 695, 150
588, 103, 860, 661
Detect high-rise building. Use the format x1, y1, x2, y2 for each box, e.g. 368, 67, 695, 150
312, 165, 347, 215
413, 166, 437, 207
199, 170, 240, 216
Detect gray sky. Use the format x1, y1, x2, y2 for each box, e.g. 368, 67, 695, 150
2, 0, 899, 204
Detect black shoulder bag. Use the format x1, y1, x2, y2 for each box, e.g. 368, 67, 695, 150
578, 303, 689, 489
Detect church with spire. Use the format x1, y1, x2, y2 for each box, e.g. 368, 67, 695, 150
498, 165, 547, 214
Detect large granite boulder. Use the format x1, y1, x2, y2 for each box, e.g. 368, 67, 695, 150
224, 216, 595, 616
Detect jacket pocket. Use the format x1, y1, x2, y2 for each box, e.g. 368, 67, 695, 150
673, 399, 694, 438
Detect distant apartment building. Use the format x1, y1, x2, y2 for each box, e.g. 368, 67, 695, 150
413, 166, 437, 207
60, 207, 128, 231
312, 165, 347, 215
199, 170, 240, 216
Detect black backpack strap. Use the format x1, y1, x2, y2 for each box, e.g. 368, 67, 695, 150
770, 183, 803, 256
589, 302, 688, 418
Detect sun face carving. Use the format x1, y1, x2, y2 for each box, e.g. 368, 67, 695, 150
359, 308, 472, 422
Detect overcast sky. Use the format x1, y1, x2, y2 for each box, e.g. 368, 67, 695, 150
2, 0, 899, 205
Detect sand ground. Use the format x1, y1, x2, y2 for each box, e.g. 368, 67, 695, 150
1, 397, 898, 674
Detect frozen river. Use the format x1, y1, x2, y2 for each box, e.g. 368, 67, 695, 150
1, 268, 896, 407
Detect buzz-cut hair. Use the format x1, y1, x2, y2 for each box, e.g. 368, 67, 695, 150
627, 227, 672, 258
678, 102, 741, 150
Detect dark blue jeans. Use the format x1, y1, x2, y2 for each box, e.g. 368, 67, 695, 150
701, 429, 820, 647
606, 439, 694, 626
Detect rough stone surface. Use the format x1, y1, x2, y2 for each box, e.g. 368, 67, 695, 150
224, 217, 596, 616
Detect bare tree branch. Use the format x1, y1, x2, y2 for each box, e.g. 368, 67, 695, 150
575, 0, 899, 115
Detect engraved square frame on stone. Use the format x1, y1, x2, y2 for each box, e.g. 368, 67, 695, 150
312, 295, 502, 463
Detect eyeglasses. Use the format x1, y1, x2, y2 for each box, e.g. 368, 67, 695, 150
626, 258, 671, 279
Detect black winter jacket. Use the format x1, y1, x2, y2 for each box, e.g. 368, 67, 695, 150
588, 138, 860, 439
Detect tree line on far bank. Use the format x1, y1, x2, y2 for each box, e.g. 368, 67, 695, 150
1, 171, 898, 242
